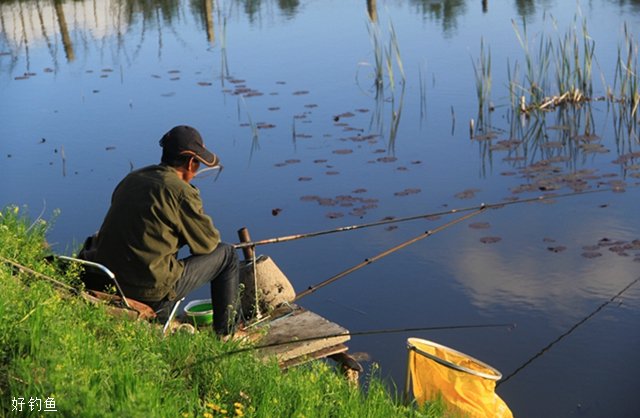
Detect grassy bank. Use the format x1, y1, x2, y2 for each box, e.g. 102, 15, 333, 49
0, 206, 444, 417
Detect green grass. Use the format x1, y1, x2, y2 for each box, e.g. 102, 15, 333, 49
0, 206, 445, 417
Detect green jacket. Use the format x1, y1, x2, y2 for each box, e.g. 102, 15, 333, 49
86, 164, 220, 301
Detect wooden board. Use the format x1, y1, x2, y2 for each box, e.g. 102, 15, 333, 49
254, 307, 350, 367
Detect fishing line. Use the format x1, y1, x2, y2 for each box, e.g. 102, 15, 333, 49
497, 276, 640, 387
176, 322, 515, 371
294, 206, 487, 301
234, 187, 616, 250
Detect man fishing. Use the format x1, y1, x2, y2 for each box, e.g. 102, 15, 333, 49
79, 125, 240, 337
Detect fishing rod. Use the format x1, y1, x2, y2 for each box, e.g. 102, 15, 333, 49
497, 276, 640, 387
178, 322, 515, 370
294, 206, 487, 301
233, 187, 614, 250
0, 256, 79, 295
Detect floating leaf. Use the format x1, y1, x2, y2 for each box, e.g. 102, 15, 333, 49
377, 156, 398, 163
352, 188, 367, 193
285, 159, 301, 164
293, 90, 309, 95
454, 189, 481, 199
197, 81, 212, 86
582, 251, 602, 259
469, 222, 490, 230
547, 246, 567, 253
394, 188, 421, 196
333, 149, 353, 155
541, 141, 563, 149
313, 159, 328, 164
480, 236, 502, 244
385, 226, 398, 231
326, 212, 344, 219
271, 208, 282, 216
298, 177, 312, 182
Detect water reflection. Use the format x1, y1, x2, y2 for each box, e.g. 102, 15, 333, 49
4, 0, 640, 69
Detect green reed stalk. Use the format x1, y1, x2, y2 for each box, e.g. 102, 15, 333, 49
366, 20, 384, 91
472, 37, 491, 128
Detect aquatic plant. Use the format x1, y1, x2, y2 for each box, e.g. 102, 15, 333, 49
362, 16, 406, 98
613, 23, 639, 118
505, 12, 637, 117
471, 37, 492, 132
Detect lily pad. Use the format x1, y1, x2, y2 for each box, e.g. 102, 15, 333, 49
480, 237, 502, 244
326, 212, 344, 219
394, 188, 421, 197
582, 251, 602, 259
454, 189, 481, 199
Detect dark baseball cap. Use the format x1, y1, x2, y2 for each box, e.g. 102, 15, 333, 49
159, 125, 220, 167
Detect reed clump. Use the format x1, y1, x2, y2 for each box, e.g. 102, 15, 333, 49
503, 14, 638, 117
0, 206, 444, 417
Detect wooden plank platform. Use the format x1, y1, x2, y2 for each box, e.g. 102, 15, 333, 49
250, 304, 351, 369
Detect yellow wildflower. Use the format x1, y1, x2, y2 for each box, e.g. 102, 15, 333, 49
203, 413, 213, 418
234, 408, 244, 417
207, 403, 221, 412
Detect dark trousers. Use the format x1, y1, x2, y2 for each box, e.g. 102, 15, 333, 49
148, 243, 240, 335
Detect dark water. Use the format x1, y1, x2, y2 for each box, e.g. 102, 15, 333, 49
2, 0, 640, 416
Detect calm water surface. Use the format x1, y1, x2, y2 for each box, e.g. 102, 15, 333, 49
2, 0, 640, 416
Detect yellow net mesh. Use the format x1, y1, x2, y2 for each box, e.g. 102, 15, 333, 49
407, 338, 513, 418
